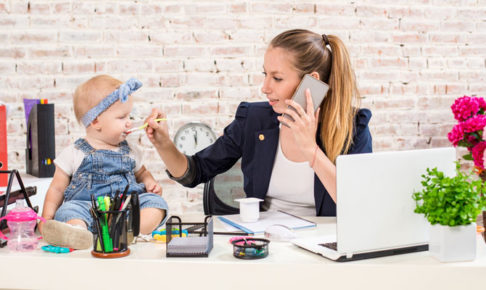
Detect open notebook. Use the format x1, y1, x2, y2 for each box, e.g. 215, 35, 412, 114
219, 210, 316, 234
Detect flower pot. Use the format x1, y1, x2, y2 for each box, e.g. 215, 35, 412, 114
429, 223, 476, 262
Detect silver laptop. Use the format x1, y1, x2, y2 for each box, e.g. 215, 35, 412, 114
292, 147, 456, 262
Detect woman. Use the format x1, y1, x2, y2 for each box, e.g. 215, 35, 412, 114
146, 29, 372, 216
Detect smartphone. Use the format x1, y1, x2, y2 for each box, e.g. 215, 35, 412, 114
282, 74, 329, 123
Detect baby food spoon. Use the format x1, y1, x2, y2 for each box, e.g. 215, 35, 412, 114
125, 118, 166, 135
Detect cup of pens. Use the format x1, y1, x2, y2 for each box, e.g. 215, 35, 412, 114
90, 192, 138, 258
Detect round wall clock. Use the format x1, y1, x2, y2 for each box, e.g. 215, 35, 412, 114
174, 122, 217, 155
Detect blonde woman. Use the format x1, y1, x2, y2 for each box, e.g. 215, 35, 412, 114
146, 29, 372, 216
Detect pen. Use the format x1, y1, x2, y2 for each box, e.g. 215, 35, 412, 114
113, 195, 131, 232
112, 190, 120, 211
90, 194, 97, 210
214, 231, 251, 236
110, 192, 121, 237
277, 210, 316, 225
90, 207, 105, 252
125, 118, 167, 134
119, 185, 129, 210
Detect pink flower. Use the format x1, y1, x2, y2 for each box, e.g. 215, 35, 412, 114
448, 95, 486, 172
472, 141, 486, 169
451, 96, 485, 122
461, 114, 486, 133
447, 123, 464, 146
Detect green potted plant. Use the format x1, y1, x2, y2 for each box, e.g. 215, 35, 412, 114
413, 163, 486, 262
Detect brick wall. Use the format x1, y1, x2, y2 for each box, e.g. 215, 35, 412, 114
1, 0, 485, 215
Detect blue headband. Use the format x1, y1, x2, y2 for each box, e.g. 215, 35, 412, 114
81, 78, 142, 127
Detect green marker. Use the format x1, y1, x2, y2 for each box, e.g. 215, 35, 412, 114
97, 196, 113, 252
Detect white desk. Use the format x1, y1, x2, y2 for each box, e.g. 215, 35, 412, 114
0, 216, 485, 290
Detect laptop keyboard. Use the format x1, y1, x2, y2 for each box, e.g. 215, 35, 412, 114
319, 242, 337, 251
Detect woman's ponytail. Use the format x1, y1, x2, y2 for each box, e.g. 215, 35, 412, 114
320, 35, 360, 163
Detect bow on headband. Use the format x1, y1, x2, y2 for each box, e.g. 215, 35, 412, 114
81, 78, 142, 127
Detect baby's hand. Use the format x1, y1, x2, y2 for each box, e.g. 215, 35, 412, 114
146, 182, 163, 196
38, 220, 46, 234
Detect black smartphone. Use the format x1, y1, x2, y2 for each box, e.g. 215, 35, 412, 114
282, 74, 329, 123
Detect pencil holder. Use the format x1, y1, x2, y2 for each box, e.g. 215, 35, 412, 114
90, 208, 130, 258
232, 238, 270, 260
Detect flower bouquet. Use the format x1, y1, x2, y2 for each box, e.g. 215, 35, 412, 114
447, 95, 486, 240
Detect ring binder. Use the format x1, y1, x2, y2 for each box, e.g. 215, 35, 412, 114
25, 103, 55, 178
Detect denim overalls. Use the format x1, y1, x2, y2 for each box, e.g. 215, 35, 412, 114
55, 138, 168, 232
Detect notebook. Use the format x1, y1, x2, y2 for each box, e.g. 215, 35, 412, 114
219, 210, 316, 234
166, 217, 214, 257
292, 147, 456, 262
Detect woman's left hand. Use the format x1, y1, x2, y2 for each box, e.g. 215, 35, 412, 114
277, 88, 320, 162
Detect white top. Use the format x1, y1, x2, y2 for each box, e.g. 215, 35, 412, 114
54, 139, 144, 176
265, 137, 316, 216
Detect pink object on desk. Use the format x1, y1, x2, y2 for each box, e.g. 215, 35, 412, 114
0, 200, 45, 252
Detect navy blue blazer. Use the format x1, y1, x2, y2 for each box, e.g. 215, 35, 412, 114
185, 102, 372, 216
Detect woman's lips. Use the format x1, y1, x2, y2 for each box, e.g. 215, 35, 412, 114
268, 98, 279, 106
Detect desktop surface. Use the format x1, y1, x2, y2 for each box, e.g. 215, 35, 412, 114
0, 216, 485, 290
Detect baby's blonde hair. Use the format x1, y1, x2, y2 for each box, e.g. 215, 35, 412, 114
73, 75, 123, 123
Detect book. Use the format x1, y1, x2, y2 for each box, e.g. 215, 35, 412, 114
218, 210, 316, 234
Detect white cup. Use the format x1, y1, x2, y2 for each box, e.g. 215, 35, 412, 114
235, 198, 263, 223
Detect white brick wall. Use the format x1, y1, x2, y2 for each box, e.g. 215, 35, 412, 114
1, 0, 486, 215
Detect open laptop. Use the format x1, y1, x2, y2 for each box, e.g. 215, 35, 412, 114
292, 147, 456, 262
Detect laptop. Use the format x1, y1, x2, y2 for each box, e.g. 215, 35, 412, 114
292, 147, 456, 262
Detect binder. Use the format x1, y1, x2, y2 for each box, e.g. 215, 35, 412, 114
25, 103, 55, 177
0, 105, 7, 186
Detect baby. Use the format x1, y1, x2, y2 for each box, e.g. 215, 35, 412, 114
40, 75, 168, 249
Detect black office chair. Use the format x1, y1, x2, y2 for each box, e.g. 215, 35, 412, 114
203, 159, 245, 215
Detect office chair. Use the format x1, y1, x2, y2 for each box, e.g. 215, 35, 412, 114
203, 159, 245, 215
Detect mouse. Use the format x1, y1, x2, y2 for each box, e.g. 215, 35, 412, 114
264, 224, 297, 242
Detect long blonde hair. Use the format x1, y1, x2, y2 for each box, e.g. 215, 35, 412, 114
270, 29, 361, 163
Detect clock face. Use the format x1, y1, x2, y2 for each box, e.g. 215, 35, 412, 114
174, 122, 217, 155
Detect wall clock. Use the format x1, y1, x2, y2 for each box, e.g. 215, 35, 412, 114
174, 122, 217, 155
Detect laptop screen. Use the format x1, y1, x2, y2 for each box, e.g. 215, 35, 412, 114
335, 147, 456, 254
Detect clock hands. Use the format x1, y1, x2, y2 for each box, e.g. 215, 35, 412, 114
193, 131, 198, 146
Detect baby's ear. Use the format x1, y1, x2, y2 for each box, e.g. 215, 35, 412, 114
91, 118, 102, 130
